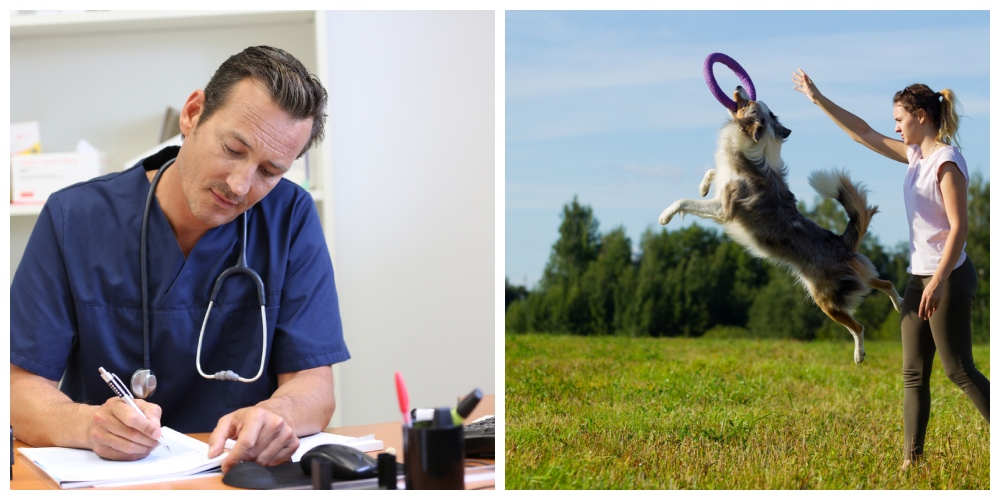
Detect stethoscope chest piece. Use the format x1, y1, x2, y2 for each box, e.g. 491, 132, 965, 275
131, 368, 157, 399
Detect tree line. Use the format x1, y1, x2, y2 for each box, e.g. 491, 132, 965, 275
506, 174, 989, 343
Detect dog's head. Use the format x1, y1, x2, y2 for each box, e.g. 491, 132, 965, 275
731, 86, 791, 143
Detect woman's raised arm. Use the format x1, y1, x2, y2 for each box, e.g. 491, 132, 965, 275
793, 69, 907, 164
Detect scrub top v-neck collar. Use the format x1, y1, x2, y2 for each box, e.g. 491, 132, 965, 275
138, 150, 239, 308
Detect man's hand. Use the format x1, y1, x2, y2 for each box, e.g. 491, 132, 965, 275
207, 406, 299, 473
86, 397, 163, 461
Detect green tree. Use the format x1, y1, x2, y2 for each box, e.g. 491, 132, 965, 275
628, 225, 725, 336
628, 228, 675, 337
523, 196, 604, 335
505, 278, 529, 309
541, 196, 600, 288
704, 239, 769, 327
529, 284, 567, 333
966, 173, 989, 342
748, 266, 825, 340
580, 227, 634, 335
506, 298, 529, 333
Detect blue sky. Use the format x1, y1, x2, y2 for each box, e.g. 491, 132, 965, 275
506, 10, 989, 288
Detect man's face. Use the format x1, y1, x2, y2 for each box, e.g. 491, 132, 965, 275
176, 78, 313, 229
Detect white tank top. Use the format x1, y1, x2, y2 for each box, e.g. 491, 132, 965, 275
903, 144, 968, 275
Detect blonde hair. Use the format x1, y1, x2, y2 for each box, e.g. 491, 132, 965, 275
937, 88, 960, 148
893, 84, 961, 149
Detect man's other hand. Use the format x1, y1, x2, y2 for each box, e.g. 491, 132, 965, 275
207, 406, 299, 473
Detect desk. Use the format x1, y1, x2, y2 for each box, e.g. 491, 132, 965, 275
11, 395, 494, 490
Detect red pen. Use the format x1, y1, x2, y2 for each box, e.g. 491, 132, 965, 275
394, 371, 411, 426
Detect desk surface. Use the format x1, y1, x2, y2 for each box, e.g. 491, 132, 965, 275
11, 394, 494, 490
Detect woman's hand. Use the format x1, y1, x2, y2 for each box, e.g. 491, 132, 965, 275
918, 278, 943, 320
792, 69, 822, 104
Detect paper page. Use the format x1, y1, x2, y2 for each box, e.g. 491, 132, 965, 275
223, 431, 384, 462
291, 432, 384, 461
18, 427, 225, 487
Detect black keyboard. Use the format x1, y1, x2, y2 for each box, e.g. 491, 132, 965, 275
463, 416, 494, 459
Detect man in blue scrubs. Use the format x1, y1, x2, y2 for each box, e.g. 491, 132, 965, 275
11, 46, 349, 473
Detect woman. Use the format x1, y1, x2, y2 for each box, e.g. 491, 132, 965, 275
792, 69, 989, 469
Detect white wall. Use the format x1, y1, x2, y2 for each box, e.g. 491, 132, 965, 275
321, 11, 495, 426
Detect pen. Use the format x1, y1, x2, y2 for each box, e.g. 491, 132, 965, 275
98, 366, 169, 451
454, 387, 483, 423
409, 387, 484, 426
394, 371, 411, 426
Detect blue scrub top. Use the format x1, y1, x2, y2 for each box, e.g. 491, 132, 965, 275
11, 146, 350, 433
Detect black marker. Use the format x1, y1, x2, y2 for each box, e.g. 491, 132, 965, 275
410, 388, 484, 426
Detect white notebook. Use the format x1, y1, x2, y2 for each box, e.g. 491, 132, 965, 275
20, 428, 384, 489
18, 427, 226, 489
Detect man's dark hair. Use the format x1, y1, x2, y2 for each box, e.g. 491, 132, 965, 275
200, 46, 328, 157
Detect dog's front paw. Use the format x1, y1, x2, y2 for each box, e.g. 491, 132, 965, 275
699, 170, 715, 197
699, 180, 711, 197
658, 207, 675, 225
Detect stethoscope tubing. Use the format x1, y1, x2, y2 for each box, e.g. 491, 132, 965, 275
141, 156, 268, 389
195, 210, 268, 383
140, 158, 175, 376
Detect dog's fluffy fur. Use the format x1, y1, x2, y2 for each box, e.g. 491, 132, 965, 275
658, 87, 902, 364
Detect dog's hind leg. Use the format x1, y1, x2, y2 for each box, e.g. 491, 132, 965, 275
820, 306, 866, 364
870, 278, 903, 312
658, 198, 723, 225
699, 169, 716, 197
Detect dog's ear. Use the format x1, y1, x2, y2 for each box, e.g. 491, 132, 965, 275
776, 123, 791, 140
734, 86, 751, 109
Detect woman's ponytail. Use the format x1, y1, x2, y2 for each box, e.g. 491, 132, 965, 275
937, 88, 960, 148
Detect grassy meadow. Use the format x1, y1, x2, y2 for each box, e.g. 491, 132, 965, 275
506, 334, 990, 489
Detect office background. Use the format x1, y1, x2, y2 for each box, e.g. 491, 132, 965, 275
9, 10, 494, 427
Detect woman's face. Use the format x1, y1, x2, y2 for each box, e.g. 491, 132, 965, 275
893, 102, 925, 145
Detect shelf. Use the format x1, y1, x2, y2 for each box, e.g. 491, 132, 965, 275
10, 189, 320, 218
9, 205, 43, 217
11, 10, 314, 38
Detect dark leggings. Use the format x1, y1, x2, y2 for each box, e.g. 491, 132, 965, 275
901, 257, 989, 460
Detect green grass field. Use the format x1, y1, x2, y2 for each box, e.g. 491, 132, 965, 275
506, 334, 990, 489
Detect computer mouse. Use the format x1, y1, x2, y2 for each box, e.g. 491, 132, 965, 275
299, 444, 378, 480
222, 461, 279, 489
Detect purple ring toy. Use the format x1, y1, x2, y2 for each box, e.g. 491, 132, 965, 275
703, 52, 756, 112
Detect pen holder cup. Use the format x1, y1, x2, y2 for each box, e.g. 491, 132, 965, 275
403, 424, 464, 489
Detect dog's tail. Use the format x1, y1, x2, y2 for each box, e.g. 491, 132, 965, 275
809, 170, 878, 252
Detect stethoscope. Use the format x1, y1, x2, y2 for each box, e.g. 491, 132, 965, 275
132, 156, 268, 399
